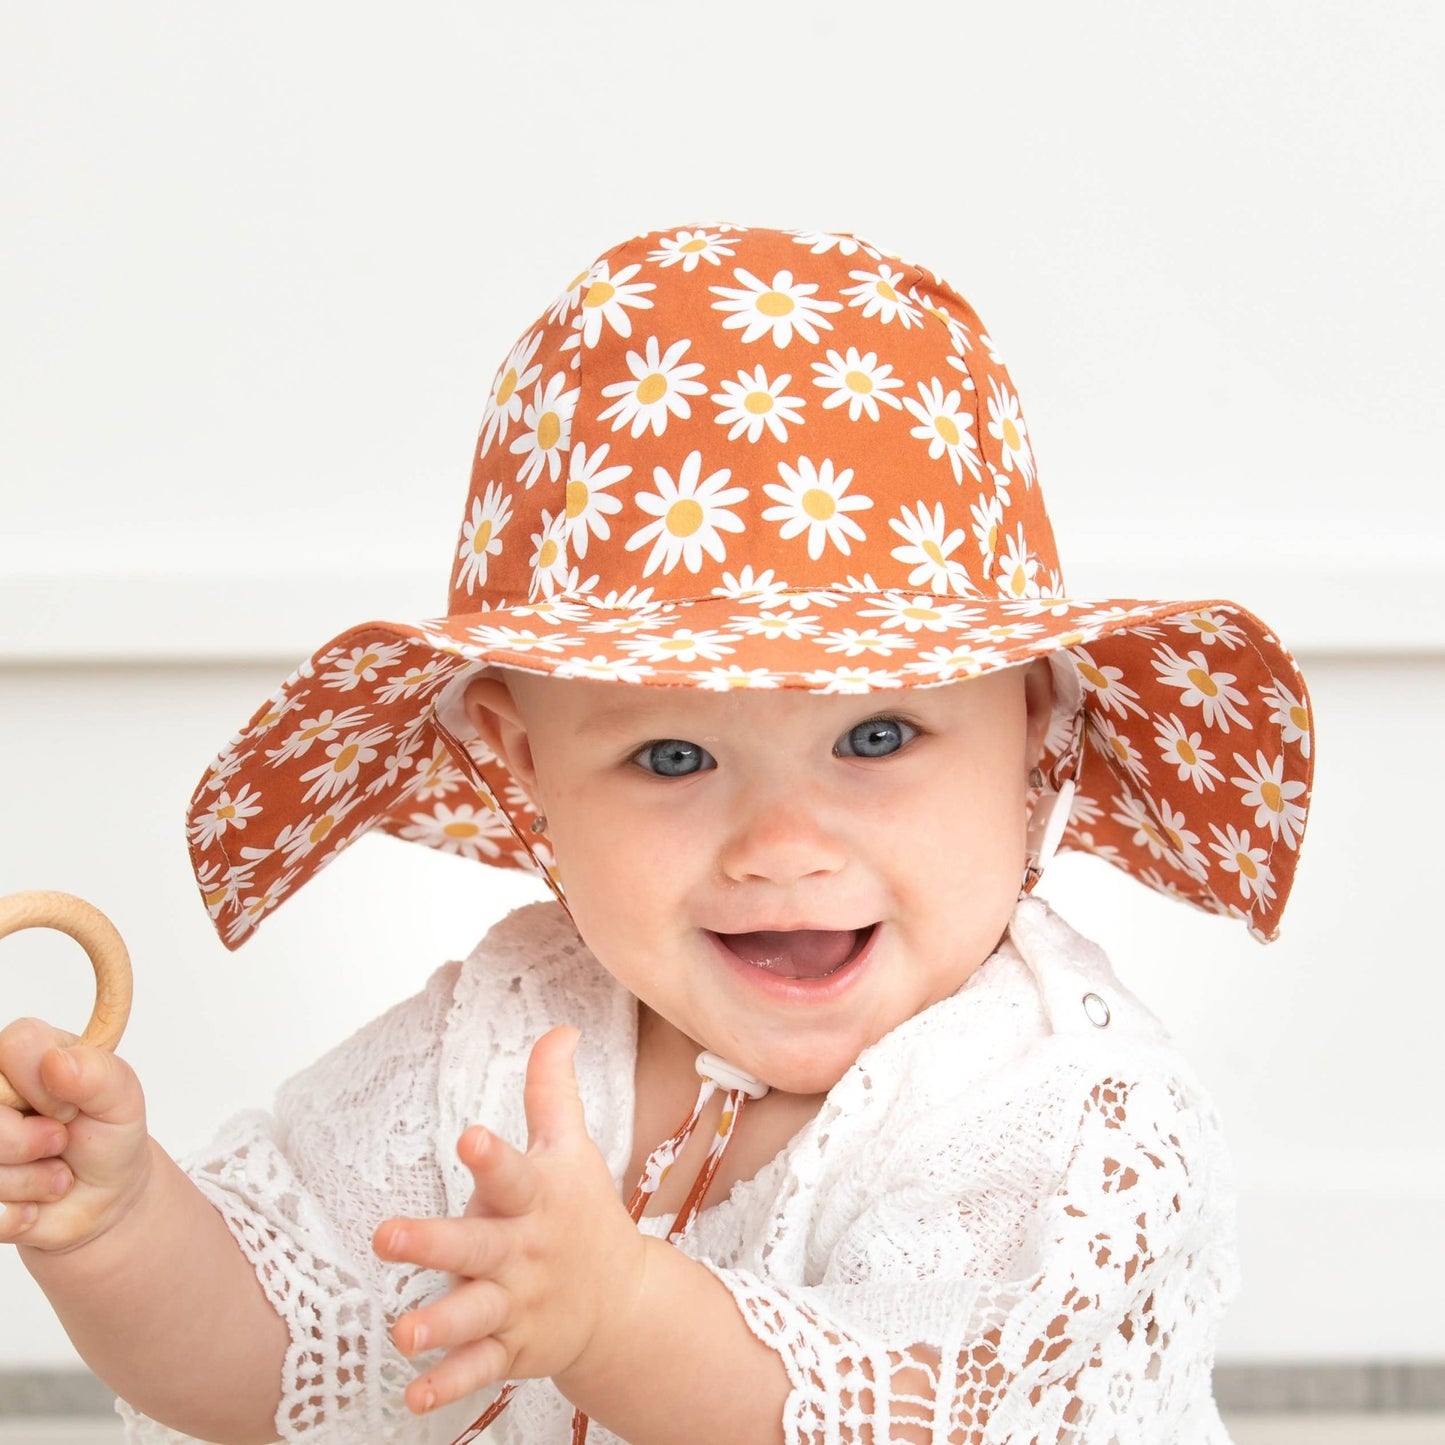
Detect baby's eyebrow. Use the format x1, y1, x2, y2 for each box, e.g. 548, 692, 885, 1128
578, 700, 681, 738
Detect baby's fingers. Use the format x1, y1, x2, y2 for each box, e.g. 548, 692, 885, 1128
458, 1126, 538, 1218
374, 1215, 507, 1281
0, 1019, 81, 1119
404, 1335, 512, 1417
38, 1043, 143, 1128
393, 1277, 510, 1359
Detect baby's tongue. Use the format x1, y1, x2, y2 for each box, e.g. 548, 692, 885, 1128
722, 928, 858, 980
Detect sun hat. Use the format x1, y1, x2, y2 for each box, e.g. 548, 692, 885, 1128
186, 222, 1313, 950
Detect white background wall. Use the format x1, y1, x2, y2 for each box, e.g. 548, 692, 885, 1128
2, 0, 1441, 1369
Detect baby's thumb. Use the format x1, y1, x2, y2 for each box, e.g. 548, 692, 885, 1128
522, 1026, 585, 1152
40, 1043, 143, 1128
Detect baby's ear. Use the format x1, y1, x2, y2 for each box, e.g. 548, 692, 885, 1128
462, 672, 540, 799
1022, 658, 1056, 767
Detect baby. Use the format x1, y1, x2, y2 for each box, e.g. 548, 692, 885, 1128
1, 223, 1313, 1444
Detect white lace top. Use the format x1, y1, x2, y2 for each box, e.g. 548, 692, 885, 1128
118, 897, 1238, 1444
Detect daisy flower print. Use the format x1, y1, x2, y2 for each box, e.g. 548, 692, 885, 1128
1154, 713, 1225, 791
478, 330, 543, 457
903, 378, 982, 483
1231, 749, 1308, 848
985, 376, 1034, 485
762, 456, 873, 560
648, 227, 740, 270
455, 480, 514, 594
625, 449, 747, 576
569, 260, 655, 350
888, 500, 974, 593
564, 442, 629, 558
1153, 644, 1252, 731
841, 264, 924, 328
597, 336, 707, 438
710, 267, 842, 347
1208, 823, 1278, 906
711, 365, 806, 442
811, 347, 904, 422
510, 372, 580, 487
1261, 677, 1313, 758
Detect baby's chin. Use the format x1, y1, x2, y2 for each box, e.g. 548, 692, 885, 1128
723, 1039, 867, 1099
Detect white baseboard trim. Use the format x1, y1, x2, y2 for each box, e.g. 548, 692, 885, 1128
2, 1363, 1442, 1417
4, 535, 1443, 663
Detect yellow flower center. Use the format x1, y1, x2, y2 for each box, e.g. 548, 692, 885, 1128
565, 481, 588, 519
744, 390, 774, 414
443, 820, 480, 839
904, 605, 940, 621
309, 815, 337, 844
934, 414, 961, 447
495, 367, 518, 408
803, 488, 836, 521
1290, 704, 1309, 730
333, 744, 359, 773
667, 498, 705, 537
1186, 667, 1219, 697
1261, 781, 1283, 812
876, 280, 898, 302
1006, 566, 1026, 596
636, 372, 669, 405
844, 369, 873, 394
1078, 662, 1109, 689
757, 290, 795, 317
1176, 738, 1198, 765
471, 520, 493, 554
1002, 417, 1021, 451
302, 722, 330, 740
584, 280, 615, 308
353, 652, 379, 674
1110, 737, 1130, 764
1193, 615, 1221, 634
1235, 851, 1259, 879
537, 538, 559, 569
680, 237, 709, 253
536, 411, 561, 450
216, 804, 236, 821
661, 636, 694, 652
922, 540, 946, 565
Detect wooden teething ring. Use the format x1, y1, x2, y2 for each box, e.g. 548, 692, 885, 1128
0, 891, 133, 1112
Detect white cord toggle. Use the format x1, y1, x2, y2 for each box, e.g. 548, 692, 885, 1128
695, 1051, 770, 1098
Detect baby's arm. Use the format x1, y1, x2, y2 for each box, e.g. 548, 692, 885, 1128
0, 1019, 288, 1445
375, 1026, 790, 1443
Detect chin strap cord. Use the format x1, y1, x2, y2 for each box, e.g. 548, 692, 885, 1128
450, 1053, 768, 1445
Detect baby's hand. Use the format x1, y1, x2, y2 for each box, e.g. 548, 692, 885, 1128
0, 1019, 152, 1253
374, 1027, 644, 1417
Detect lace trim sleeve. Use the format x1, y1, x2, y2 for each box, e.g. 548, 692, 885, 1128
703, 1066, 1238, 1445
118, 960, 465, 1443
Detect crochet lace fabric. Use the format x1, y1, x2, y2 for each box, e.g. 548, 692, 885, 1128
118, 899, 1238, 1444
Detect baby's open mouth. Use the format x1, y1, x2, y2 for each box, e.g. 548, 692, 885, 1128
711, 924, 877, 980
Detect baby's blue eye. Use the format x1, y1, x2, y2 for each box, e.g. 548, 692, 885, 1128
634, 739, 715, 777
834, 716, 918, 759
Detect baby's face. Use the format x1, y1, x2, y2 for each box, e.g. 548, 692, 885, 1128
469, 666, 1050, 1095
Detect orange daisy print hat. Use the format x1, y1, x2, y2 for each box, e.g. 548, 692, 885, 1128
187, 223, 1313, 949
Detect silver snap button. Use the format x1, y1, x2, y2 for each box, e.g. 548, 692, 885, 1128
1082, 992, 1111, 1028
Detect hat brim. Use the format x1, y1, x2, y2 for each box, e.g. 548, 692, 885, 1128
187, 586, 1312, 949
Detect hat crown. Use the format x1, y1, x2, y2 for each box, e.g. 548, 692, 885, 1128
448, 225, 1061, 616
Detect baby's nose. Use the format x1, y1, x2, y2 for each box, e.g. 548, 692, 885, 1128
717, 786, 849, 885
